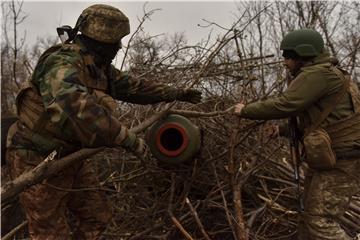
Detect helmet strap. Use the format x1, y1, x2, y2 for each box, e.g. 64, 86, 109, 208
56, 25, 77, 43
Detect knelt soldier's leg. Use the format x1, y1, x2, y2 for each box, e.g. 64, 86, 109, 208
67, 159, 112, 240
299, 162, 360, 240
7, 148, 77, 240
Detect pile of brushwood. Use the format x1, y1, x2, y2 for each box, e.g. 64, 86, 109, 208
96, 42, 360, 238
2, 2, 360, 238
2, 55, 360, 240
98, 36, 360, 237
95, 99, 360, 240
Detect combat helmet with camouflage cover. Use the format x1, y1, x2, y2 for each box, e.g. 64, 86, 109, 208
280, 29, 324, 57
75, 4, 130, 44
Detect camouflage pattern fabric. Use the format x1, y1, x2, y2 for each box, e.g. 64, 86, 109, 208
29, 41, 129, 149
110, 68, 188, 104
298, 158, 360, 240
77, 4, 130, 44
6, 36, 191, 239
10, 37, 186, 154
6, 148, 112, 240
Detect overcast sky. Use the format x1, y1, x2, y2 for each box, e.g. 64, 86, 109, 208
14, 1, 240, 48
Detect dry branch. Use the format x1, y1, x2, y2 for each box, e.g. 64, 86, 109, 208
1, 107, 171, 205
1, 148, 103, 205
228, 122, 249, 240
1, 220, 28, 240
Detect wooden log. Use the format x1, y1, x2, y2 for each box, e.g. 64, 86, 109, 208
1, 148, 103, 205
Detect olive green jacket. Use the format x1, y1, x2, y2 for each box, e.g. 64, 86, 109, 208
241, 53, 360, 155
241, 53, 353, 129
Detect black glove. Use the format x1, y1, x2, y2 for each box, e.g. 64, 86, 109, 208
178, 89, 202, 104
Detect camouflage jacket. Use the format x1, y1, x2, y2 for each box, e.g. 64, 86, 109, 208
241, 53, 360, 154
10, 38, 185, 155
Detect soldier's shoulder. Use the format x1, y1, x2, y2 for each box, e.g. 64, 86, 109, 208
301, 63, 331, 74
289, 67, 325, 90
299, 63, 331, 81
52, 43, 83, 61
32, 44, 85, 82
38, 43, 82, 67
35, 45, 83, 77
60, 43, 83, 54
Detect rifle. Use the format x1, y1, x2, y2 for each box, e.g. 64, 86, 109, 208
284, 71, 304, 212
288, 116, 304, 212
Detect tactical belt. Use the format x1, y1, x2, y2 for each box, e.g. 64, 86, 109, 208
12, 121, 78, 157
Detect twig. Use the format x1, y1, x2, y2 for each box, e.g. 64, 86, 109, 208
228, 125, 249, 240
2, 220, 28, 240
168, 173, 194, 240
129, 222, 165, 240
169, 107, 233, 118
211, 163, 237, 239
130, 103, 173, 133
120, 4, 161, 71
185, 197, 212, 240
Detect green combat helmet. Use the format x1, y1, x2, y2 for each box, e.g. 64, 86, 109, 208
75, 4, 130, 44
280, 29, 324, 57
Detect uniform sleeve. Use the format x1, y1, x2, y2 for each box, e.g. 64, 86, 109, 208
241, 72, 328, 120
36, 52, 132, 148
109, 68, 183, 104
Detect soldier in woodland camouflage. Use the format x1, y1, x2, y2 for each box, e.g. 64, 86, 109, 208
233, 29, 360, 239
6, 4, 201, 239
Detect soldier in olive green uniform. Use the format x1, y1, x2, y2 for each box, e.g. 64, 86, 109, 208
234, 29, 360, 239
6, 4, 201, 240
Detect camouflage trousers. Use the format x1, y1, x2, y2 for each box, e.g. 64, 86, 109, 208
6, 148, 112, 240
298, 158, 360, 240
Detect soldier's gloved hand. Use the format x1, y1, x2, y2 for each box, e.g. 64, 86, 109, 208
120, 132, 147, 159
233, 103, 245, 116
178, 89, 202, 104
131, 137, 147, 159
